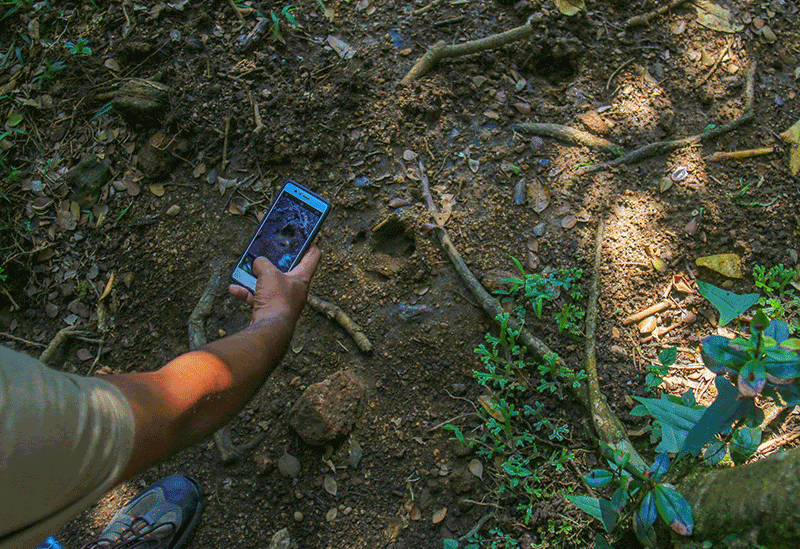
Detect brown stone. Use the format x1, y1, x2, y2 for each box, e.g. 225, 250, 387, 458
112, 79, 169, 127
578, 110, 611, 136
287, 370, 366, 446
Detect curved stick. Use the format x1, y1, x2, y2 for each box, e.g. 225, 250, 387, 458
307, 294, 373, 354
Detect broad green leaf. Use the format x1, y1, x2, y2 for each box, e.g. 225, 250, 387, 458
681, 377, 755, 457
610, 487, 628, 511
774, 384, 800, 406
765, 320, 791, 344
763, 346, 800, 380
554, 0, 585, 16
584, 469, 614, 488
737, 359, 766, 398
595, 533, 613, 549
649, 452, 669, 481
653, 485, 693, 536
501, 461, 532, 477
565, 495, 618, 533
703, 440, 727, 465
639, 491, 658, 529
696, 280, 759, 325
658, 346, 677, 367
444, 539, 459, 549
696, 254, 743, 278
701, 334, 749, 373
7, 112, 22, 126
633, 394, 705, 453
633, 513, 657, 547
730, 426, 761, 464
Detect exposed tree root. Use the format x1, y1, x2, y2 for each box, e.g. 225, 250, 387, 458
582, 62, 757, 173
307, 294, 373, 354
39, 325, 93, 366
189, 258, 265, 463
583, 216, 647, 471
624, 0, 691, 28
401, 21, 535, 84
513, 123, 623, 155
419, 161, 644, 469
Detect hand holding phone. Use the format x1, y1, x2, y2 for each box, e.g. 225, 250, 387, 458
231, 180, 331, 293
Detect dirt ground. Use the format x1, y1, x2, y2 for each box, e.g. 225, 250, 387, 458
2, 0, 799, 547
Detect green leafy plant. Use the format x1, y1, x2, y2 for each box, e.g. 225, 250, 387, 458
269, 5, 301, 44
64, 38, 92, 56
444, 312, 583, 540
496, 257, 585, 338
645, 347, 676, 390
31, 59, 66, 87
444, 526, 521, 549
566, 446, 693, 545
1, 0, 33, 21
753, 264, 800, 334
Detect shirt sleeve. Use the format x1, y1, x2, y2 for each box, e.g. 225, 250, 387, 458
0, 346, 136, 549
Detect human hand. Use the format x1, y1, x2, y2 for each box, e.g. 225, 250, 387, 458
229, 246, 321, 326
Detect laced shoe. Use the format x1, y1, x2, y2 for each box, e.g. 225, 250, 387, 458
80, 475, 203, 549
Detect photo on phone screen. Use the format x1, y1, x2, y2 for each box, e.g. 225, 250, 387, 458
231, 181, 330, 292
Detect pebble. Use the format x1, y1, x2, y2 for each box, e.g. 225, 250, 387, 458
293, 511, 303, 521
278, 453, 301, 478
166, 204, 181, 216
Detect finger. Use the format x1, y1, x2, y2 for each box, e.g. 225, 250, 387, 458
252, 256, 278, 278
289, 245, 321, 282
228, 284, 254, 305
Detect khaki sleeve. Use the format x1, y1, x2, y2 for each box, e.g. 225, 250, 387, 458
0, 346, 136, 549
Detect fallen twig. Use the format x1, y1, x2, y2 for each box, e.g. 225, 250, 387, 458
705, 147, 774, 162
641, 311, 696, 344
250, 91, 266, 135
221, 114, 232, 172
583, 62, 757, 173
696, 36, 734, 88
189, 258, 266, 462
413, 0, 442, 16
622, 300, 674, 326
419, 161, 646, 471
307, 294, 373, 354
0, 331, 46, 348
402, 21, 535, 84
227, 0, 245, 22
513, 123, 623, 155
458, 512, 494, 543
625, 0, 691, 28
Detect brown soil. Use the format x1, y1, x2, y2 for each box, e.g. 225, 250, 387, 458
1, 0, 799, 547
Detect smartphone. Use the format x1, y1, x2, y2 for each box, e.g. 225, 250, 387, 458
231, 180, 331, 292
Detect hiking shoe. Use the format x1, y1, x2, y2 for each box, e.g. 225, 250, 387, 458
81, 475, 203, 549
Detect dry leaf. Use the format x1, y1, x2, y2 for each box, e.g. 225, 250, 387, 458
410, 504, 421, 521
478, 394, 506, 423
611, 326, 621, 338
468, 459, 483, 480
646, 246, 668, 273
326, 508, 338, 521
780, 118, 800, 175
694, 0, 744, 33
638, 316, 658, 334
228, 196, 249, 215
149, 183, 165, 197
104, 58, 120, 72
193, 162, 206, 178
433, 193, 454, 226
527, 180, 550, 213
324, 475, 338, 496
554, 0, 585, 16
432, 507, 447, 524
99, 273, 115, 301
672, 274, 695, 294
76, 348, 93, 361
696, 253, 743, 278
561, 214, 577, 229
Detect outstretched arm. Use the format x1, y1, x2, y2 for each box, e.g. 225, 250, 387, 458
105, 247, 320, 480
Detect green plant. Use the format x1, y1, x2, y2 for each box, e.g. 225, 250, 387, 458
644, 347, 675, 390
64, 38, 92, 56
1, 0, 33, 21
753, 264, 800, 334
495, 257, 585, 339
444, 527, 522, 549
269, 5, 301, 43
444, 312, 584, 540
31, 59, 66, 87
567, 446, 694, 546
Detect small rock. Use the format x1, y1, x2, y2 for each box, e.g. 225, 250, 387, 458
166, 204, 181, 216
67, 155, 110, 206
293, 511, 303, 522
513, 102, 531, 115
278, 452, 301, 478
578, 110, 611, 136
398, 302, 431, 322
253, 452, 273, 472
267, 528, 292, 549
287, 370, 366, 446
112, 79, 170, 127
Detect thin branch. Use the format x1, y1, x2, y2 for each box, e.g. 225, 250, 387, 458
307, 294, 373, 354
625, 0, 691, 28
513, 123, 623, 155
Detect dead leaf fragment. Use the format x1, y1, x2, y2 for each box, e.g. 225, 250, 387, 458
638, 316, 658, 334
326, 508, 338, 522
99, 273, 115, 301
780, 118, 800, 175
433, 193, 454, 226
478, 394, 506, 423
432, 507, 447, 524
561, 214, 577, 229
554, 0, 585, 16
324, 475, 338, 496
410, 504, 421, 521
694, 0, 744, 33
671, 274, 695, 294
104, 58, 120, 72
228, 196, 249, 215
696, 253, 743, 278
527, 180, 551, 213
468, 459, 483, 480
149, 183, 165, 197
76, 348, 93, 361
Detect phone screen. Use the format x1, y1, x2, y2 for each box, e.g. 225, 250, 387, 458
231, 181, 330, 291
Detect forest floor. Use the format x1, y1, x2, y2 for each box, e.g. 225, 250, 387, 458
1, 0, 799, 547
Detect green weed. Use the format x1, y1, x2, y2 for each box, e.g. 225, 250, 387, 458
64, 38, 92, 56
753, 263, 800, 333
